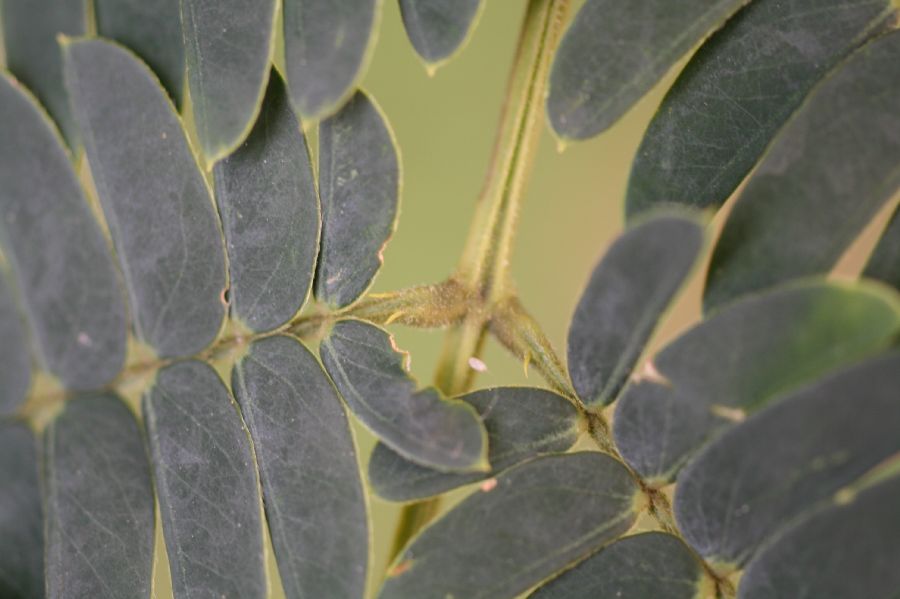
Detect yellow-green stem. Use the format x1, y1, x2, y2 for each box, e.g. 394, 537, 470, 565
435, 0, 570, 396
390, 0, 571, 564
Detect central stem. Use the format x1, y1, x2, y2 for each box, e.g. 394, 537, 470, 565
435, 0, 570, 395
389, 0, 571, 563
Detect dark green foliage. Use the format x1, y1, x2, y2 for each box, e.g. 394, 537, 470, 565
316, 90, 399, 308
567, 212, 703, 407
613, 382, 718, 483
1, 2, 899, 597
1, 0, 87, 146
214, 72, 320, 333
143, 361, 265, 599
530, 533, 707, 599
369, 386, 582, 502
180, 0, 277, 162
705, 30, 900, 310
675, 352, 900, 566
283, 0, 378, 121
321, 319, 487, 471
64, 39, 228, 358
399, 0, 482, 65
0, 272, 31, 416
865, 204, 900, 290
379, 453, 638, 599
738, 473, 900, 599
44, 394, 154, 599
94, 0, 185, 105
614, 281, 900, 482
0, 72, 127, 390
0, 423, 43, 599
233, 335, 369, 599
627, 0, 894, 217
546, 0, 745, 140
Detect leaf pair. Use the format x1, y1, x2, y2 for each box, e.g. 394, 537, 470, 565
144, 344, 368, 599
380, 452, 640, 599
614, 280, 900, 484
35, 334, 368, 599
551, 0, 899, 308
0, 35, 400, 399
219, 64, 400, 324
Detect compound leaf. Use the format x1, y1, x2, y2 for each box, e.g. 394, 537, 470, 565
399, 0, 482, 66
675, 352, 900, 567
627, 0, 894, 218
321, 319, 487, 472
0, 72, 127, 390
1, 0, 87, 146
379, 453, 639, 599
0, 423, 43, 599
283, 0, 380, 121
614, 280, 900, 483
567, 212, 704, 407
143, 360, 266, 599
213, 71, 320, 333
0, 271, 31, 416
232, 335, 368, 599
64, 38, 228, 358
546, 0, 745, 141
864, 204, 900, 290
181, 0, 278, 162
369, 386, 582, 502
705, 30, 900, 310
316, 90, 399, 308
529, 532, 710, 599
44, 394, 155, 599
738, 473, 900, 599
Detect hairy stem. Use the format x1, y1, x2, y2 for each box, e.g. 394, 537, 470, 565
391, 0, 571, 563
434, 0, 570, 397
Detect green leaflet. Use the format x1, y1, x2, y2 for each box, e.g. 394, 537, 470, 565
44, 394, 155, 599
321, 319, 487, 472
63, 39, 228, 359
0, 72, 127, 390
213, 71, 320, 333
1, 0, 87, 146
232, 335, 368, 599
180, 0, 278, 162
675, 352, 900, 567
546, 0, 746, 141
379, 453, 639, 599
529, 533, 709, 599
95, 0, 185, 105
399, 0, 482, 66
283, 0, 380, 121
0, 423, 43, 599
316, 91, 400, 308
627, 0, 894, 218
864, 203, 900, 290
738, 473, 900, 599
0, 270, 31, 416
567, 212, 704, 408
143, 360, 266, 599
613, 280, 900, 483
369, 386, 582, 502
704, 30, 900, 310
